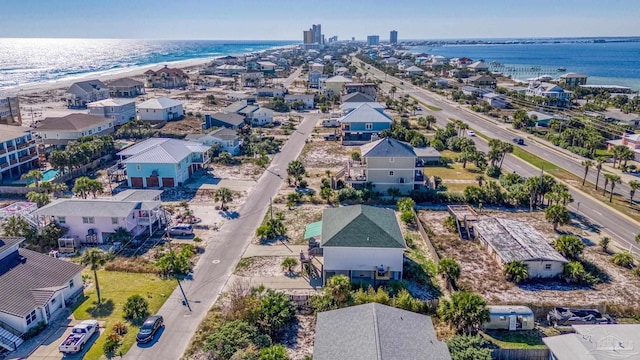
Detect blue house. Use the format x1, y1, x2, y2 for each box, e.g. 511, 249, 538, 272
117, 138, 210, 188
340, 103, 392, 143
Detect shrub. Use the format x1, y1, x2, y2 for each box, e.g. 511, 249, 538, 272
103, 332, 122, 356
400, 210, 415, 225
612, 252, 635, 268
443, 216, 458, 233
504, 261, 528, 284
447, 335, 492, 360
123, 294, 149, 320
259, 290, 296, 338
23, 321, 47, 340
112, 321, 128, 336
563, 261, 597, 285
554, 235, 585, 260
259, 345, 289, 360
485, 165, 501, 178
599, 237, 610, 252
204, 320, 271, 359
396, 197, 416, 212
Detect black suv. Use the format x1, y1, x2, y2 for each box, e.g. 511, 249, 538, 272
513, 137, 525, 145
136, 315, 164, 343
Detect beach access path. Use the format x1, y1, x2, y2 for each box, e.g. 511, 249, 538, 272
124, 112, 321, 360
353, 57, 640, 254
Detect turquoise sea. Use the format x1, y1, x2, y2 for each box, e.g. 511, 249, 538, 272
0, 39, 297, 90
411, 38, 640, 90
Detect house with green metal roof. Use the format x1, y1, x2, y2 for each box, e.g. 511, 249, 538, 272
316, 205, 406, 286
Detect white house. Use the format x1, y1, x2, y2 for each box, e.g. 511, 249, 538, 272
314, 205, 406, 285
0, 237, 84, 349
87, 98, 136, 126
36, 114, 114, 146
526, 82, 571, 105
64, 80, 110, 108
310, 62, 324, 72
284, 94, 314, 109
32, 190, 165, 244
320, 75, 353, 94
137, 97, 184, 122
482, 92, 508, 109
405, 65, 425, 76
250, 108, 274, 126
185, 127, 240, 156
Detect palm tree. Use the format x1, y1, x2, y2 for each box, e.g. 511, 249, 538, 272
629, 180, 640, 204
425, 115, 437, 130
389, 85, 397, 99
214, 187, 233, 211
612, 252, 634, 268
280, 257, 298, 275
387, 187, 401, 201
81, 249, 108, 304
325, 275, 352, 307
605, 173, 621, 202
437, 258, 461, 289
437, 292, 489, 335
476, 175, 485, 187
498, 143, 513, 169
581, 160, 593, 186
545, 204, 570, 231
563, 261, 586, 284
594, 158, 605, 191
619, 147, 634, 169
21, 169, 43, 187
504, 261, 529, 284
286, 160, 305, 185
72, 176, 91, 199
26, 191, 50, 208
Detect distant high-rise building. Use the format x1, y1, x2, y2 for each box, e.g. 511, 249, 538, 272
328, 35, 338, 43
312, 24, 322, 44
367, 35, 380, 46
390, 30, 398, 44
303, 30, 314, 44
352, 37, 355, 42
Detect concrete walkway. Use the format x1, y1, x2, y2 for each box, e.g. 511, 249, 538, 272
229, 274, 322, 291
242, 244, 308, 257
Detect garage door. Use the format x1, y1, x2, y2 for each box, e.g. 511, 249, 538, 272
146, 176, 159, 188
162, 177, 175, 187
130, 177, 143, 188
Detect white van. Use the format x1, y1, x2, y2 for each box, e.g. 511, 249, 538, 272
322, 119, 339, 127
168, 224, 193, 236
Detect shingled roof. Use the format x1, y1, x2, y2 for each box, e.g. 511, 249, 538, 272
361, 137, 417, 158
321, 205, 405, 248
37, 113, 111, 131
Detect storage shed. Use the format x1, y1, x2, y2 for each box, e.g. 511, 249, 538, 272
485, 305, 535, 331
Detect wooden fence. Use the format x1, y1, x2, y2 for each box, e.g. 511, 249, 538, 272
492, 348, 549, 360
52, 156, 110, 184
413, 210, 440, 264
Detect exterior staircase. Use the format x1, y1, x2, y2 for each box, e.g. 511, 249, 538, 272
0, 325, 24, 351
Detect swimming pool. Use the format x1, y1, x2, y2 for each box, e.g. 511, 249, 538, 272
41, 169, 60, 182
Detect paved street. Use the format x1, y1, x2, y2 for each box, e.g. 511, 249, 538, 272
355, 58, 640, 251
125, 113, 320, 359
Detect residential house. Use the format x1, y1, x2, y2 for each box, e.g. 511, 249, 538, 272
216, 55, 240, 65
310, 62, 324, 72
284, 94, 315, 109
474, 218, 568, 278
543, 324, 640, 360
36, 114, 114, 146
450, 57, 474, 68
0, 95, 21, 125
106, 78, 145, 98
526, 81, 570, 105
250, 108, 275, 126
318, 205, 407, 285
313, 303, 451, 360
240, 72, 265, 87
256, 61, 277, 75
320, 75, 353, 94
526, 110, 557, 127
137, 97, 184, 122
604, 109, 640, 129
185, 127, 240, 156
214, 64, 246, 77
559, 73, 588, 87
341, 92, 376, 103
606, 133, 640, 161
467, 74, 496, 88
343, 83, 377, 100
0, 125, 38, 184
344, 137, 441, 193
307, 70, 324, 89
333, 66, 350, 77
404, 65, 425, 76
340, 101, 385, 114
254, 87, 286, 97
467, 61, 489, 72
32, 190, 165, 244
0, 237, 83, 350
64, 80, 110, 108
482, 93, 508, 109
222, 100, 274, 126
144, 66, 189, 89
461, 86, 493, 97
203, 112, 246, 130
117, 138, 210, 188
339, 103, 392, 143
87, 98, 136, 126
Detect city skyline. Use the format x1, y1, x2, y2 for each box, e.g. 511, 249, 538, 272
1, 0, 639, 40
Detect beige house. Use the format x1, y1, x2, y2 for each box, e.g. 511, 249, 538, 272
35, 114, 114, 146
474, 218, 567, 278
144, 66, 188, 89
345, 137, 441, 194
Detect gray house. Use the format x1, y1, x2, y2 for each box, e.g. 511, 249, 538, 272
314, 303, 451, 360
345, 137, 441, 194
203, 112, 246, 130
64, 80, 110, 108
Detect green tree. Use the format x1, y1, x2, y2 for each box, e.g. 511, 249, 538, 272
387, 187, 401, 201
400, 210, 415, 225
604, 173, 621, 202
629, 180, 640, 204
280, 257, 298, 274
259, 290, 296, 337
214, 187, 233, 211
286, 160, 306, 183
72, 176, 103, 199
447, 335, 492, 360
122, 294, 149, 321
599, 237, 611, 252
204, 320, 271, 359
554, 235, 585, 260
325, 275, 352, 308
425, 115, 437, 130
545, 204, 570, 231
81, 249, 108, 304
437, 258, 461, 288
259, 345, 289, 360
612, 252, 634, 268
396, 197, 416, 213
594, 158, 605, 191
320, 186, 333, 204
26, 191, 50, 208
504, 261, 529, 284
438, 292, 490, 335
581, 160, 593, 186
21, 169, 43, 187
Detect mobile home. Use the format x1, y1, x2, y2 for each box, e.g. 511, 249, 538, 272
484, 305, 535, 331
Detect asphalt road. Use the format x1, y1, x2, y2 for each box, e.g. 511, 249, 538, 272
355, 58, 640, 252
125, 113, 320, 359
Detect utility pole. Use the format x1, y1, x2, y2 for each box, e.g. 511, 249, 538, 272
269, 197, 273, 220
165, 219, 191, 311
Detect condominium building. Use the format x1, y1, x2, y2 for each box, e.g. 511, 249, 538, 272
390, 30, 398, 44
0, 125, 38, 184
0, 95, 21, 125
367, 35, 380, 46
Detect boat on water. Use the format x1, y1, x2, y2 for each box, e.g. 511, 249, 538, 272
557, 67, 566, 72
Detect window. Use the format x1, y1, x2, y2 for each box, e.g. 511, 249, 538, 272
58, 216, 66, 224
136, 164, 141, 171
389, 171, 394, 176
177, 162, 181, 170
82, 217, 95, 224
365, 123, 373, 130
51, 297, 56, 304
69, 279, 74, 288
544, 264, 552, 270
389, 157, 395, 163
88, 130, 93, 135
111, 217, 119, 225
97, 126, 102, 131
25, 310, 36, 325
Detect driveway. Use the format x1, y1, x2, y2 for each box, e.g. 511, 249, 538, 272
25, 321, 105, 360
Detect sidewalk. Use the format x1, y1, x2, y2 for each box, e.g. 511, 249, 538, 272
228, 274, 322, 291
242, 244, 308, 257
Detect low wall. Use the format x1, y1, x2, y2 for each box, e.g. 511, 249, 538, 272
492, 348, 549, 360
0, 186, 46, 195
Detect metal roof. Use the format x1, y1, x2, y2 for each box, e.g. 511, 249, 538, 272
314, 303, 451, 360
137, 97, 182, 110
117, 138, 208, 164
340, 103, 392, 124
543, 324, 640, 360
304, 221, 322, 239
87, 98, 135, 107
32, 199, 138, 218
112, 189, 162, 202
474, 218, 567, 263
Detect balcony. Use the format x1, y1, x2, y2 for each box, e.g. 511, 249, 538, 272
345, 174, 367, 183
9, 159, 17, 165
415, 160, 426, 168
374, 266, 391, 281
18, 155, 34, 163
348, 160, 367, 169
6, 146, 15, 153
0, 149, 5, 155
0, 163, 8, 169
414, 173, 424, 182
16, 140, 35, 150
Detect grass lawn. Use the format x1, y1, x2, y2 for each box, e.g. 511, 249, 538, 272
427, 164, 485, 181
480, 328, 556, 349
73, 270, 176, 360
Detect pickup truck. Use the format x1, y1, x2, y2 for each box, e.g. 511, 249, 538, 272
59, 320, 99, 354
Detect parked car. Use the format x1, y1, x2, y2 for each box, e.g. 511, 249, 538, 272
324, 133, 340, 141
513, 137, 525, 145
168, 224, 193, 236
468, 131, 476, 137
136, 315, 164, 343
59, 320, 99, 354
416, 106, 423, 111
321, 119, 339, 127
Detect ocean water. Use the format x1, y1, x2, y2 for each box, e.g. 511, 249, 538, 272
0, 39, 296, 90
411, 40, 640, 90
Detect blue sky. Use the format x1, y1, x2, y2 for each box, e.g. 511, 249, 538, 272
2, 0, 639, 40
